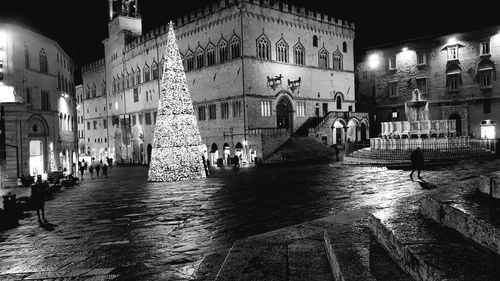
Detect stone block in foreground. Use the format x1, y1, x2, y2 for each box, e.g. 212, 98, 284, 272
478, 171, 500, 198
215, 209, 410, 281
369, 208, 500, 281
421, 182, 500, 256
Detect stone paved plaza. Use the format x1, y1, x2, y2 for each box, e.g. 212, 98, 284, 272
1, 159, 500, 280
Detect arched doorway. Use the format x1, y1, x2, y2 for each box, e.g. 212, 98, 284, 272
223, 143, 231, 166
332, 119, 346, 145
276, 98, 293, 131
449, 113, 462, 136
147, 144, 152, 165
361, 123, 367, 141
210, 143, 218, 166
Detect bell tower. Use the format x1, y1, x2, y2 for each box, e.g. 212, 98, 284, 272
109, 0, 140, 21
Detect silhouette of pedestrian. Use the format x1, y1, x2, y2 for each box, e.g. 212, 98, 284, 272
95, 163, 101, 178
410, 147, 424, 181
32, 175, 48, 226
333, 144, 340, 161
79, 164, 85, 181
233, 155, 240, 168
102, 164, 108, 178
89, 165, 94, 179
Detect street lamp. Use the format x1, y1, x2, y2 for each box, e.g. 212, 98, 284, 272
368, 53, 381, 70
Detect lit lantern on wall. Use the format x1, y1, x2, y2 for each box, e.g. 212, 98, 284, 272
481, 120, 496, 139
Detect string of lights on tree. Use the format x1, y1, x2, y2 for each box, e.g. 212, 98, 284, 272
148, 22, 206, 182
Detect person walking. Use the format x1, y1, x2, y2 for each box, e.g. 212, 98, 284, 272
32, 175, 49, 226
233, 155, 240, 168
89, 165, 94, 179
410, 147, 424, 181
102, 164, 108, 178
79, 164, 85, 181
95, 162, 101, 178
333, 144, 340, 161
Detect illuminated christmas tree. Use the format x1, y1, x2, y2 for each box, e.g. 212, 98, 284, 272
148, 22, 206, 182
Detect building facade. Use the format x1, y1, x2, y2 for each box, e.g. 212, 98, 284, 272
80, 0, 363, 165
356, 26, 500, 140
0, 23, 77, 188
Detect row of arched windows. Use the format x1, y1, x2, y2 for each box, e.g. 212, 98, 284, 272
57, 72, 75, 96
256, 34, 344, 70
85, 81, 106, 99
182, 36, 241, 71
112, 61, 161, 93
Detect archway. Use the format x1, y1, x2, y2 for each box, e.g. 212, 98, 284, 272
449, 113, 462, 136
276, 97, 293, 131
26, 115, 50, 176
332, 119, 346, 145
223, 143, 231, 166
361, 123, 367, 141
210, 143, 218, 166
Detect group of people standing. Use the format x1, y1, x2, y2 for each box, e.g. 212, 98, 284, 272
78, 157, 112, 180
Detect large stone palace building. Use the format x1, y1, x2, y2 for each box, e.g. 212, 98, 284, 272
356, 25, 500, 140
78, 0, 367, 165
0, 23, 77, 187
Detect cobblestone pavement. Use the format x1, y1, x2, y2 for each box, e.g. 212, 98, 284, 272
1, 159, 499, 280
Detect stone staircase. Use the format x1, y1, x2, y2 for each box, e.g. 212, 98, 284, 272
263, 136, 335, 164
206, 176, 500, 281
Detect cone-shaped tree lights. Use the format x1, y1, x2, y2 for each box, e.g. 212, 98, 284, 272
148, 22, 206, 182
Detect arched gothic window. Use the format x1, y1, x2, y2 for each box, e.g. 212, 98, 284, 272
293, 42, 305, 65
101, 80, 106, 96
257, 34, 270, 60
230, 36, 241, 59
196, 47, 205, 69
152, 61, 159, 80
135, 66, 141, 84
318, 48, 329, 69
130, 69, 135, 86
333, 50, 343, 71
39, 49, 48, 73
185, 51, 194, 71
342, 42, 348, 53
218, 40, 228, 63
124, 71, 130, 88
25, 48, 30, 68
143, 64, 150, 82
276, 39, 289, 63
206, 44, 216, 66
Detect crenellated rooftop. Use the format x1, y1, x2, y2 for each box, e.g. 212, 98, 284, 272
122, 0, 355, 53
82, 58, 105, 72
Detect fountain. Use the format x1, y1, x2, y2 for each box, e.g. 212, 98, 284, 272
343, 89, 495, 166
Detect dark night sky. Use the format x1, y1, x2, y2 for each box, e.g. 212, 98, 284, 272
1, 0, 499, 74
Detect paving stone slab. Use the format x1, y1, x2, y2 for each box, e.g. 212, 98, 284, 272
369, 207, 500, 281
324, 220, 412, 281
